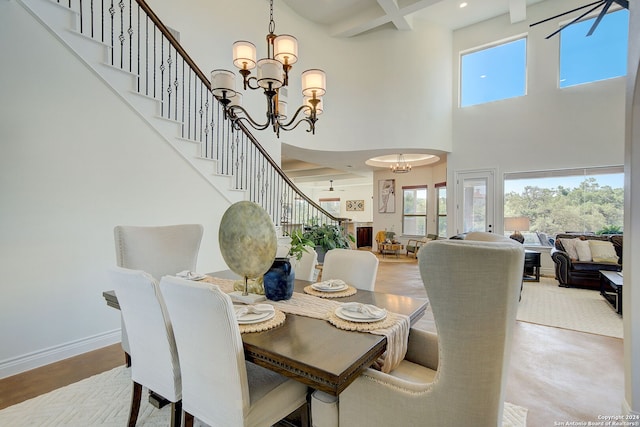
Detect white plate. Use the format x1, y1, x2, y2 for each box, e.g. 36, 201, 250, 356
237, 310, 275, 325
335, 306, 386, 323
311, 281, 348, 292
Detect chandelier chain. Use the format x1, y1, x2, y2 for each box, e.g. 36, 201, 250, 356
269, 0, 275, 34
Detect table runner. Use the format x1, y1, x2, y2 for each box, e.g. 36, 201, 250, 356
203, 276, 410, 373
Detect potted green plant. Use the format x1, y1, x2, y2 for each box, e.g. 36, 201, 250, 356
302, 223, 355, 263
287, 229, 316, 261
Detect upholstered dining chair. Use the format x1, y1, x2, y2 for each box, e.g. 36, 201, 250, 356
108, 267, 182, 427
292, 247, 318, 282
321, 248, 379, 291
113, 224, 204, 365
334, 236, 524, 426
159, 276, 309, 427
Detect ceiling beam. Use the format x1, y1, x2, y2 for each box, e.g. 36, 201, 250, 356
330, 0, 443, 37
509, 0, 527, 23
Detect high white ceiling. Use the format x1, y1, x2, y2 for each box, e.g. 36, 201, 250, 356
281, 0, 546, 37
279, 0, 547, 188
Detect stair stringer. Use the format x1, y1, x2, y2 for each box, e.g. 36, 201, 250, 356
16, 0, 246, 205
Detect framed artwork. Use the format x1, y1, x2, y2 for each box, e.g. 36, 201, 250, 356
346, 200, 365, 211
378, 179, 395, 213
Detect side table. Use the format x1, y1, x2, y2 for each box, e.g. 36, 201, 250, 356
523, 250, 541, 282
380, 243, 403, 258
600, 270, 623, 315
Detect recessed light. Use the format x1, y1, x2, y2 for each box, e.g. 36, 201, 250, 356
459, 2, 468, 8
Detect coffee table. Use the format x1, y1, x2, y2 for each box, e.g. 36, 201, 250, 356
600, 270, 623, 315
380, 243, 403, 258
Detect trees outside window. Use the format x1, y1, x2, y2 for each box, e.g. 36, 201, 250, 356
504, 167, 624, 244
403, 186, 427, 236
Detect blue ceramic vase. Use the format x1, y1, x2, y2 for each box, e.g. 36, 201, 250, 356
263, 257, 295, 301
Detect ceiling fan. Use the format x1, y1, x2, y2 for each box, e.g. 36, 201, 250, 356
530, 0, 629, 39
326, 180, 344, 192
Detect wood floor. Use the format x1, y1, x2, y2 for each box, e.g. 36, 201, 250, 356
0, 257, 624, 426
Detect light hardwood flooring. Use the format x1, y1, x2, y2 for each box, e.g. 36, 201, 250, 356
0, 256, 624, 426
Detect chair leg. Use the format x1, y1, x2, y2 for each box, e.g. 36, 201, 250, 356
170, 400, 182, 427
128, 381, 143, 427
299, 400, 310, 427
184, 412, 194, 427
125, 352, 132, 367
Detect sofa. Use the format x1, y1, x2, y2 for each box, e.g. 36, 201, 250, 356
551, 233, 622, 288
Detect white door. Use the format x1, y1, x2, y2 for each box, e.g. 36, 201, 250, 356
455, 170, 495, 234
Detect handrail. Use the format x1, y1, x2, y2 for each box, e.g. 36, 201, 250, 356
54, 0, 347, 231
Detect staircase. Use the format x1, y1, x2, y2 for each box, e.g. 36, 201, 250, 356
17, 0, 342, 230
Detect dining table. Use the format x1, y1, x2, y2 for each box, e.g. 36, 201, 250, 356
102, 270, 428, 396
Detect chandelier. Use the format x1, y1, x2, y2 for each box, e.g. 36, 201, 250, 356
210, 0, 326, 138
390, 154, 412, 174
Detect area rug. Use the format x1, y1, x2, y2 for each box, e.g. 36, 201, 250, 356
517, 278, 623, 338
0, 366, 528, 426
374, 252, 417, 263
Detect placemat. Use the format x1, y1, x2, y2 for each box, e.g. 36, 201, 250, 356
303, 285, 357, 298
327, 310, 400, 331
239, 309, 285, 333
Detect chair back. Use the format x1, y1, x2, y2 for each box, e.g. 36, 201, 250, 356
108, 267, 181, 402
114, 224, 204, 280
418, 238, 524, 424
159, 276, 249, 426
322, 248, 379, 290
292, 247, 318, 282
463, 231, 510, 242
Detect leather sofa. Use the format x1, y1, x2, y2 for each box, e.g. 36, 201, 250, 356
551, 233, 622, 288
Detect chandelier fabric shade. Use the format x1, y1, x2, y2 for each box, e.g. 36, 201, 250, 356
232, 41, 257, 70
273, 35, 298, 65
301, 69, 326, 97
210, 0, 325, 137
257, 59, 284, 89
210, 69, 236, 98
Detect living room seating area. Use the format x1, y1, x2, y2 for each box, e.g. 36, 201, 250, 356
551, 233, 622, 289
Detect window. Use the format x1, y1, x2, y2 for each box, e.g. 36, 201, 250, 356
403, 186, 427, 235
559, 8, 629, 88
460, 37, 527, 107
504, 167, 624, 245
436, 183, 447, 238
319, 198, 341, 217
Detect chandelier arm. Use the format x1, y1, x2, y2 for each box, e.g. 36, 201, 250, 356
278, 117, 315, 133
228, 105, 272, 131
279, 104, 316, 128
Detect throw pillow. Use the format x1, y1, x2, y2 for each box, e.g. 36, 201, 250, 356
575, 239, 592, 262
589, 240, 619, 263
560, 238, 580, 260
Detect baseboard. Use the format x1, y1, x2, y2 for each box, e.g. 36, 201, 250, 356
0, 329, 121, 379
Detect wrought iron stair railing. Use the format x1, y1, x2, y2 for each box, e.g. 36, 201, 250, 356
51, 0, 345, 233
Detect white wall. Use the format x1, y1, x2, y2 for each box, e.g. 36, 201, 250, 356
0, 2, 229, 376
296, 184, 375, 223
447, 0, 626, 235
373, 162, 447, 242
146, 0, 453, 157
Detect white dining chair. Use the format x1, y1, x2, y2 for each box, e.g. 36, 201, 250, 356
113, 224, 204, 365
334, 237, 524, 426
321, 248, 379, 291
108, 267, 182, 427
159, 276, 309, 427
292, 247, 318, 282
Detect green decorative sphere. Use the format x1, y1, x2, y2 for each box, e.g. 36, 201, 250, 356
219, 201, 277, 279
